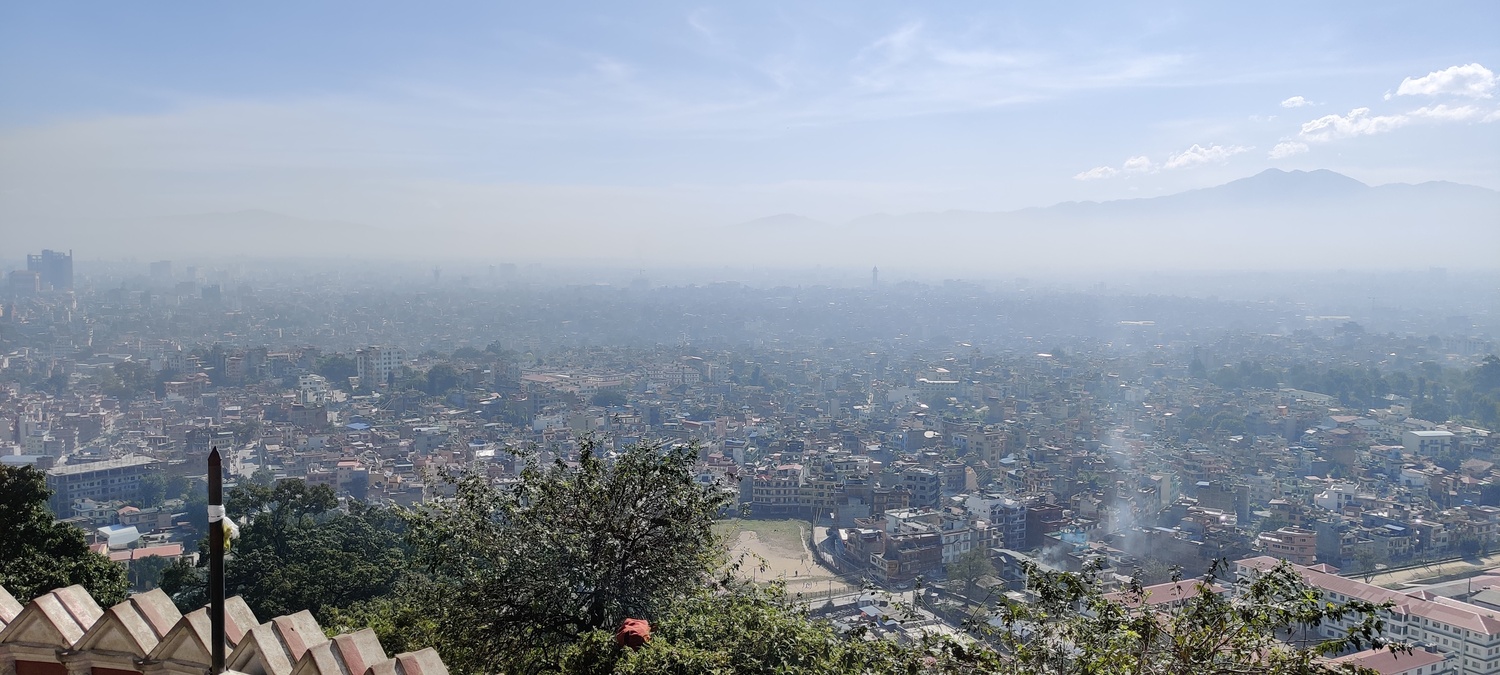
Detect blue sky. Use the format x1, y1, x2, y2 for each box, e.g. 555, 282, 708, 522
2, 1, 1497, 237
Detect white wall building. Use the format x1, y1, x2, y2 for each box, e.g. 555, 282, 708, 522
1405, 430, 1456, 456
355, 346, 405, 389
1238, 556, 1499, 674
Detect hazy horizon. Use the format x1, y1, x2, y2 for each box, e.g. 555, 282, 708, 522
3, 2, 1499, 271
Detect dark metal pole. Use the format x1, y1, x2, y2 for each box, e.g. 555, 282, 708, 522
208, 447, 225, 674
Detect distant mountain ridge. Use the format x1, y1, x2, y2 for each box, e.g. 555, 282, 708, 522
10, 169, 1497, 271
736, 213, 829, 229
740, 169, 1498, 228
729, 168, 1500, 270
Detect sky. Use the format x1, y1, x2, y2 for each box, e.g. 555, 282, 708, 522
1, 1, 1498, 246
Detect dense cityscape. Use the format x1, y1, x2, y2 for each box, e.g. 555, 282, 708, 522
4, 249, 1500, 673
5, 3, 1500, 674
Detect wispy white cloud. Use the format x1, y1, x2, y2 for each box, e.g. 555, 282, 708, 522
1408, 104, 1483, 121
1268, 141, 1308, 159
1298, 105, 1481, 142
687, 9, 714, 39
1280, 96, 1313, 108
1073, 154, 1157, 180
827, 22, 1184, 124
929, 48, 1024, 69
1300, 107, 1406, 141
1163, 143, 1250, 169
593, 57, 634, 82
1397, 63, 1495, 98
1073, 166, 1118, 181
858, 21, 923, 65
1485, 109, 1500, 123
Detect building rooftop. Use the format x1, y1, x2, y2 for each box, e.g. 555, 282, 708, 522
46, 455, 157, 476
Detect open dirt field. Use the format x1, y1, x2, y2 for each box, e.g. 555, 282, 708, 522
716, 519, 855, 600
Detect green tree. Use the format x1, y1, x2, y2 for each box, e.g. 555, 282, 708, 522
225, 418, 263, 444
989, 559, 1404, 674
159, 555, 206, 610
0, 465, 128, 605
128, 555, 173, 592
947, 547, 996, 596
161, 479, 408, 621
402, 439, 732, 673
184, 487, 210, 535
250, 466, 276, 487
556, 579, 992, 675
323, 582, 445, 658
317, 355, 358, 390
451, 346, 486, 362
425, 363, 461, 395
590, 388, 628, 408
136, 471, 168, 508
108, 360, 154, 400
1188, 356, 1208, 380
165, 474, 194, 501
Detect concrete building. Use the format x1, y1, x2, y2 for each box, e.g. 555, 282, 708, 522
966, 493, 1027, 551
25, 250, 72, 291
900, 467, 942, 510
1238, 556, 1500, 674
44, 456, 157, 514
1405, 430, 1456, 457
355, 347, 405, 390
1256, 526, 1318, 565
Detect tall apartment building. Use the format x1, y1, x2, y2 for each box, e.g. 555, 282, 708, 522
45, 455, 158, 513
1256, 526, 1318, 565
969, 429, 1008, 466
900, 467, 942, 510
966, 493, 1028, 550
355, 346, 406, 389
1238, 556, 1496, 674
149, 260, 173, 284
26, 249, 73, 291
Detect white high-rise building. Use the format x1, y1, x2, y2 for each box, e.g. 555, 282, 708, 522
355, 346, 405, 389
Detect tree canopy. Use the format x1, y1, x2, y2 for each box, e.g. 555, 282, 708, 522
161, 479, 406, 621
0, 465, 128, 606
989, 559, 1401, 675
401, 439, 731, 672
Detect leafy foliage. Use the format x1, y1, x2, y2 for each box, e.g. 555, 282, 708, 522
160, 479, 407, 621
425, 363, 462, 395
988, 558, 1403, 674
316, 354, 358, 390
0, 465, 128, 606
323, 581, 445, 657
128, 554, 173, 592
557, 578, 997, 675
948, 547, 997, 596
590, 388, 628, 408
135, 471, 168, 508
401, 439, 732, 673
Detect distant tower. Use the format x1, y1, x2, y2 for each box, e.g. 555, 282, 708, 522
871, 266, 879, 287
433, 267, 441, 283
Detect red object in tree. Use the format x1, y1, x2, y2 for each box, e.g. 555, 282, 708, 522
615, 618, 651, 649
